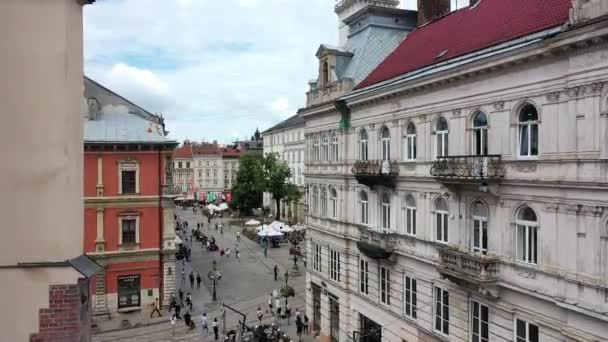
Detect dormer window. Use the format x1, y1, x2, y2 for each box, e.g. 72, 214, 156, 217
322, 61, 330, 86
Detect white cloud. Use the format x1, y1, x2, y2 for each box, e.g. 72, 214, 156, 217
84, 0, 335, 143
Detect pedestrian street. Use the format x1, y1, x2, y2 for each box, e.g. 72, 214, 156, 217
93, 207, 311, 342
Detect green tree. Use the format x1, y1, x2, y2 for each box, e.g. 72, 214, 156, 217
263, 153, 302, 220
230, 154, 263, 215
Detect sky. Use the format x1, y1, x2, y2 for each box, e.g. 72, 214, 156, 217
83, 0, 468, 144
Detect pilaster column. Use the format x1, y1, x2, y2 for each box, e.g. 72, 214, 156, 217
96, 155, 104, 196
95, 207, 105, 252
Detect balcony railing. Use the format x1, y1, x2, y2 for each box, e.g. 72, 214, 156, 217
306, 78, 354, 107
352, 160, 399, 188
430, 155, 505, 182
356, 227, 397, 260
438, 247, 499, 286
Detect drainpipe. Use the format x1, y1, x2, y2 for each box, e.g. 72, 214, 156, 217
158, 147, 164, 306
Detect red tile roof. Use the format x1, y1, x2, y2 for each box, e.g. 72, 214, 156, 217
193, 145, 221, 155
356, 0, 571, 89
221, 149, 243, 158
173, 144, 193, 158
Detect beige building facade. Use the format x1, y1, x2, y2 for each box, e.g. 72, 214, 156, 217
263, 114, 306, 223
0, 0, 98, 341
304, 1, 608, 342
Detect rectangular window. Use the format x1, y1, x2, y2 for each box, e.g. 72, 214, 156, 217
121, 170, 136, 194
406, 206, 416, 235
436, 212, 448, 243
186, 162, 190, 168
329, 248, 341, 282
434, 287, 449, 335
404, 276, 417, 319
312, 243, 322, 272
206, 170, 210, 177
121, 219, 137, 244
516, 225, 538, 264
178, 161, 183, 168
515, 319, 538, 342
380, 267, 391, 305
117, 275, 141, 309
359, 259, 369, 294
471, 301, 489, 342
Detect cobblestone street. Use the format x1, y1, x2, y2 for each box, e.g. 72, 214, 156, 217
93, 208, 310, 342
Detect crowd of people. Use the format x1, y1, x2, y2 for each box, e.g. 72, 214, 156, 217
159, 206, 309, 341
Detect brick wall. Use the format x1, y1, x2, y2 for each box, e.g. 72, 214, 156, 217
30, 279, 92, 342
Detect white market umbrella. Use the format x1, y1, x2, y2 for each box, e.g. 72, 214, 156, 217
279, 225, 294, 233
206, 204, 220, 211
256, 224, 271, 231
174, 236, 183, 245
292, 224, 306, 231
245, 219, 261, 226
217, 203, 229, 211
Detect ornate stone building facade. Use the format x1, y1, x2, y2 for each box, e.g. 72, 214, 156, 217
303, 1, 608, 342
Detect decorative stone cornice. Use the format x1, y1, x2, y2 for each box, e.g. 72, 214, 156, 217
451, 109, 462, 117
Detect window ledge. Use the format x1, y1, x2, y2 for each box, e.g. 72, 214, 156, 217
119, 193, 141, 196
117, 306, 141, 313
119, 243, 140, 251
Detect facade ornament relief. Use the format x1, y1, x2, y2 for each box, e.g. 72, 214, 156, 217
493, 101, 505, 111
451, 109, 462, 117
565, 86, 581, 98
392, 119, 399, 127
416, 114, 427, 123
546, 92, 561, 103
544, 203, 559, 212
369, 123, 376, 130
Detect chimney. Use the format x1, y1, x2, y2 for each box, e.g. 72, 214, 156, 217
417, 0, 451, 26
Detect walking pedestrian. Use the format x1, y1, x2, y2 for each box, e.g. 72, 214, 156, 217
175, 303, 182, 319
285, 304, 291, 325
212, 318, 219, 340
276, 298, 282, 317
186, 292, 193, 311
295, 308, 301, 322
178, 289, 184, 304
181, 269, 186, 283
196, 273, 202, 289
226, 247, 231, 258
235, 247, 240, 261
150, 297, 162, 318
268, 293, 273, 314
236, 231, 241, 241
201, 313, 209, 336
189, 271, 195, 289
303, 315, 309, 335
273, 265, 279, 281
220, 225, 223, 235
170, 314, 176, 334
257, 307, 263, 325
296, 316, 304, 341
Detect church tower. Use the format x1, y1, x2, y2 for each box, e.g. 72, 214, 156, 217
335, 0, 400, 45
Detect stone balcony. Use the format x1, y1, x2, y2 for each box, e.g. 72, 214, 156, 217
356, 226, 398, 260
352, 160, 399, 189
437, 247, 499, 287
430, 155, 505, 183
306, 78, 354, 107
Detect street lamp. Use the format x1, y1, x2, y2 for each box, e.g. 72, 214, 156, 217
284, 271, 290, 306
208, 259, 221, 301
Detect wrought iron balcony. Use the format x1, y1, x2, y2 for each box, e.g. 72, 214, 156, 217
352, 160, 399, 189
437, 247, 499, 286
430, 155, 505, 182
356, 227, 397, 260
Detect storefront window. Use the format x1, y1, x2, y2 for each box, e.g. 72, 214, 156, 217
118, 275, 141, 309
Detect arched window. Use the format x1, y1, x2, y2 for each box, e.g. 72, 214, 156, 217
404, 194, 416, 236
330, 188, 338, 219
313, 135, 320, 162
518, 104, 539, 157
331, 133, 339, 161
436, 117, 449, 158
381, 193, 391, 229
405, 123, 417, 161
381, 127, 391, 161
321, 188, 328, 217
312, 186, 318, 215
471, 201, 489, 254
435, 197, 449, 243
472, 112, 488, 156
359, 129, 368, 161
359, 191, 369, 225
322, 134, 329, 162
322, 61, 329, 86
516, 206, 538, 264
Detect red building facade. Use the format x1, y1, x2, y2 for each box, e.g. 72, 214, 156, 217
83, 77, 179, 315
